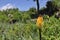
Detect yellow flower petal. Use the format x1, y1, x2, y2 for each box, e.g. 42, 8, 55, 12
36, 16, 43, 28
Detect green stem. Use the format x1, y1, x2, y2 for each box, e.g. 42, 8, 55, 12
39, 28, 41, 40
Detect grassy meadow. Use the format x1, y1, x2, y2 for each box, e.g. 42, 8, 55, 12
0, 15, 60, 40
0, 0, 60, 40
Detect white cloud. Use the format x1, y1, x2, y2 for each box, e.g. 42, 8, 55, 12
0, 3, 16, 11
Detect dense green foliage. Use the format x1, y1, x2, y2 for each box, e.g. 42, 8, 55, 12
0, 8, 32, 22
0, 15, 60, 40
52, 0, 60, 7
0, 0, 60, 40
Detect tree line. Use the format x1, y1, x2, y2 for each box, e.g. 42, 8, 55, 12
0, 0, 60, 23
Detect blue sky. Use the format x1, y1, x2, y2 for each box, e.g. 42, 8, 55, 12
0, 0, 48, 11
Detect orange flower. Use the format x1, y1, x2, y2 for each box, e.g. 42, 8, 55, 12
36, 15, 43, 28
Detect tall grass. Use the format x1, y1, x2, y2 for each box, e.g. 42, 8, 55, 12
0, 16, 60, 40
